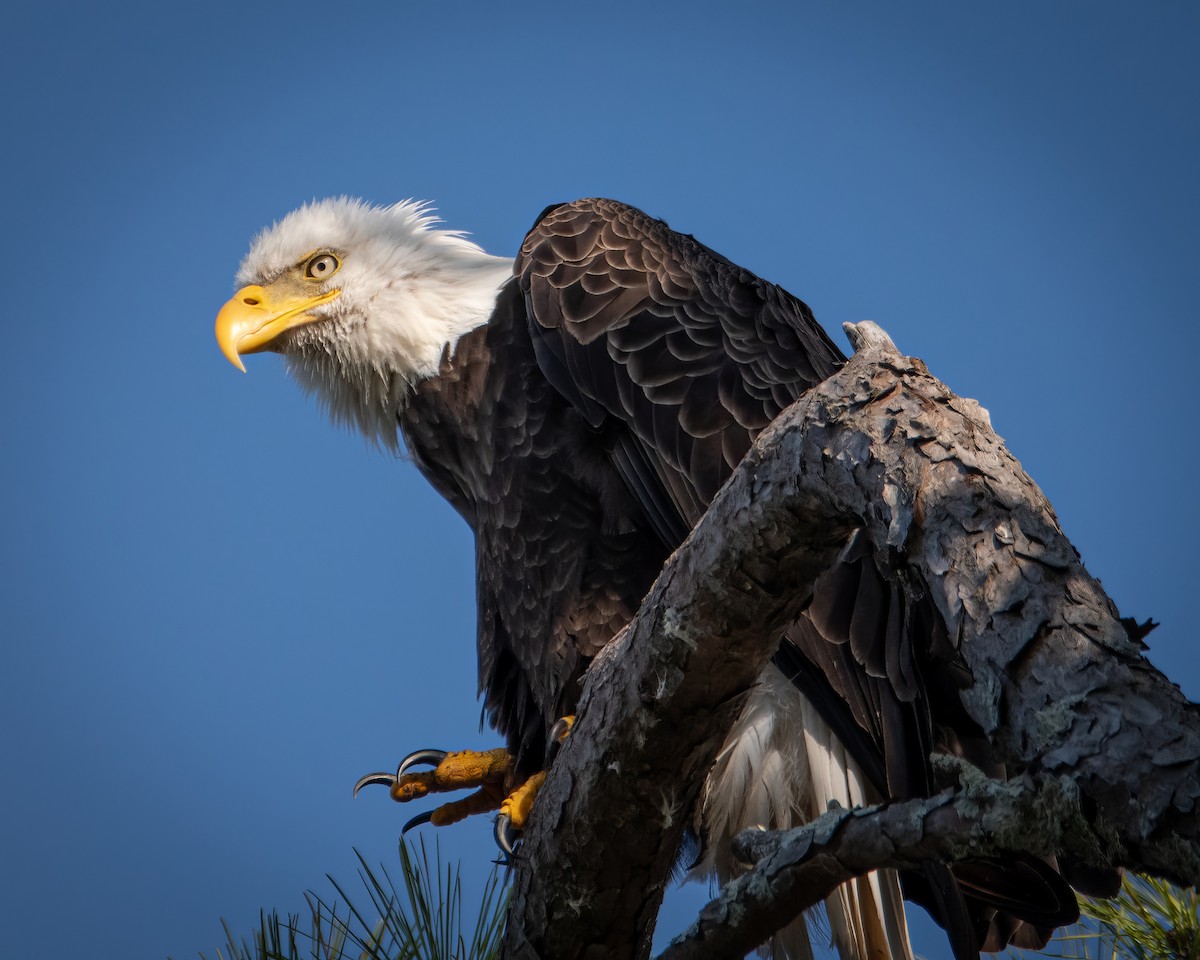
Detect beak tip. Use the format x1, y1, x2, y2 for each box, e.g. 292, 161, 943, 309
216, 338, 248, 373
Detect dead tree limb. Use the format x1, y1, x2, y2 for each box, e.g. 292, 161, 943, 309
501, 326, 1200, 960
658, 772, 1088, 960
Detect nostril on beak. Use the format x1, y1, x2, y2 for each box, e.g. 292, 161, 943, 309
242, 296, 260, 306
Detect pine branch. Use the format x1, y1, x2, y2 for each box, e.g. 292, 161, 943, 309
502, 327, 1200, 960
658, 772, 1089, 960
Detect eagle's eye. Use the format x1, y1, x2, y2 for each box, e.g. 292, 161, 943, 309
304, 254, 340, 280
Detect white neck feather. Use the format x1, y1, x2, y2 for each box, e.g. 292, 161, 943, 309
284, 252, 513, 449
238, 199, 514, 449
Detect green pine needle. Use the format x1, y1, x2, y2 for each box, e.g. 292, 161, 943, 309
191, 847, 1196, 960
178, 838, 508, 960
1008, 875, 1200, 960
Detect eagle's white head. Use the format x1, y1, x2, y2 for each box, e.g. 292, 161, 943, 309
216, 198, 514, 447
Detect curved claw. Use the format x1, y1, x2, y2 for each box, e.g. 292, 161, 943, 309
549, 717, 573, 742
494, 813, 521, 857
353, 771, 397, 798
402, 809, 435, 835
397, 748, 449, 778
545, 716, 576, 765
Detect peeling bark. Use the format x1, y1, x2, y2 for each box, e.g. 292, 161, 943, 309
501, 330, 1200, 960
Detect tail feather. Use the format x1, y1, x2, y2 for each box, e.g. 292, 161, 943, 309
801, 695, 914, 960
696, 666, 913, 960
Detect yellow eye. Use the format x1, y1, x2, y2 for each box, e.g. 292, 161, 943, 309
304, 254, 340, 280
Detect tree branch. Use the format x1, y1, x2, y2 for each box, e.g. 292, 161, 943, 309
657, 770, 1093, 960
502, 329, 1200, 960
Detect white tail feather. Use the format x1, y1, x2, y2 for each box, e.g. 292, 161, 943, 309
696, 666, 914, 960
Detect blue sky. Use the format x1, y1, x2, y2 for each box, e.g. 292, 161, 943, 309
2, 2, 1197, 958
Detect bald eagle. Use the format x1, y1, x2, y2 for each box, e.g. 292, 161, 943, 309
216, 198, 1080, 960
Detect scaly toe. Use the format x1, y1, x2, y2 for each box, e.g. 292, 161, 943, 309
493, 771, 548, 855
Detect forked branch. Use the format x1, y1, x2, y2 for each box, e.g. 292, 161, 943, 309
502, 324, 1200, 960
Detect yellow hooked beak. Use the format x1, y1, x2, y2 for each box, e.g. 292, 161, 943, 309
215, 284, 341, 372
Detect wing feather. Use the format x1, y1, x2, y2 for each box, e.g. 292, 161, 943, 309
518, 198, 843, 532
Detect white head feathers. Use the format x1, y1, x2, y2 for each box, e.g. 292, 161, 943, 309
235, 197, 514, 447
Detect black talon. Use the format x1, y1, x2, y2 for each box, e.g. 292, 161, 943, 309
353, 771, 397, 798
397, 748, 449, 777
356, 749, 449, 797
548, 718, 572, 742
545, 718, 573, 765
494, 813, 521, 857
402, 809, 435, 835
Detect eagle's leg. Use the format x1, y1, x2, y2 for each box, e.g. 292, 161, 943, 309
355, 718, 575, 854
494, 715, 575, 854
354, 747, 516, 832
402, 787, 508, 832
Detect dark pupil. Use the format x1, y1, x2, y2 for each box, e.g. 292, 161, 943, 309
314, 260, 326, 273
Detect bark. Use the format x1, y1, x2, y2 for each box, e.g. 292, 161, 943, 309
501, 325, 1200, 960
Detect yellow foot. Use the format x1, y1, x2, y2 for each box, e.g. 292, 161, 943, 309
494, 715, 576, 855
354, 747, 516, 833
354, 717, 577, 856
